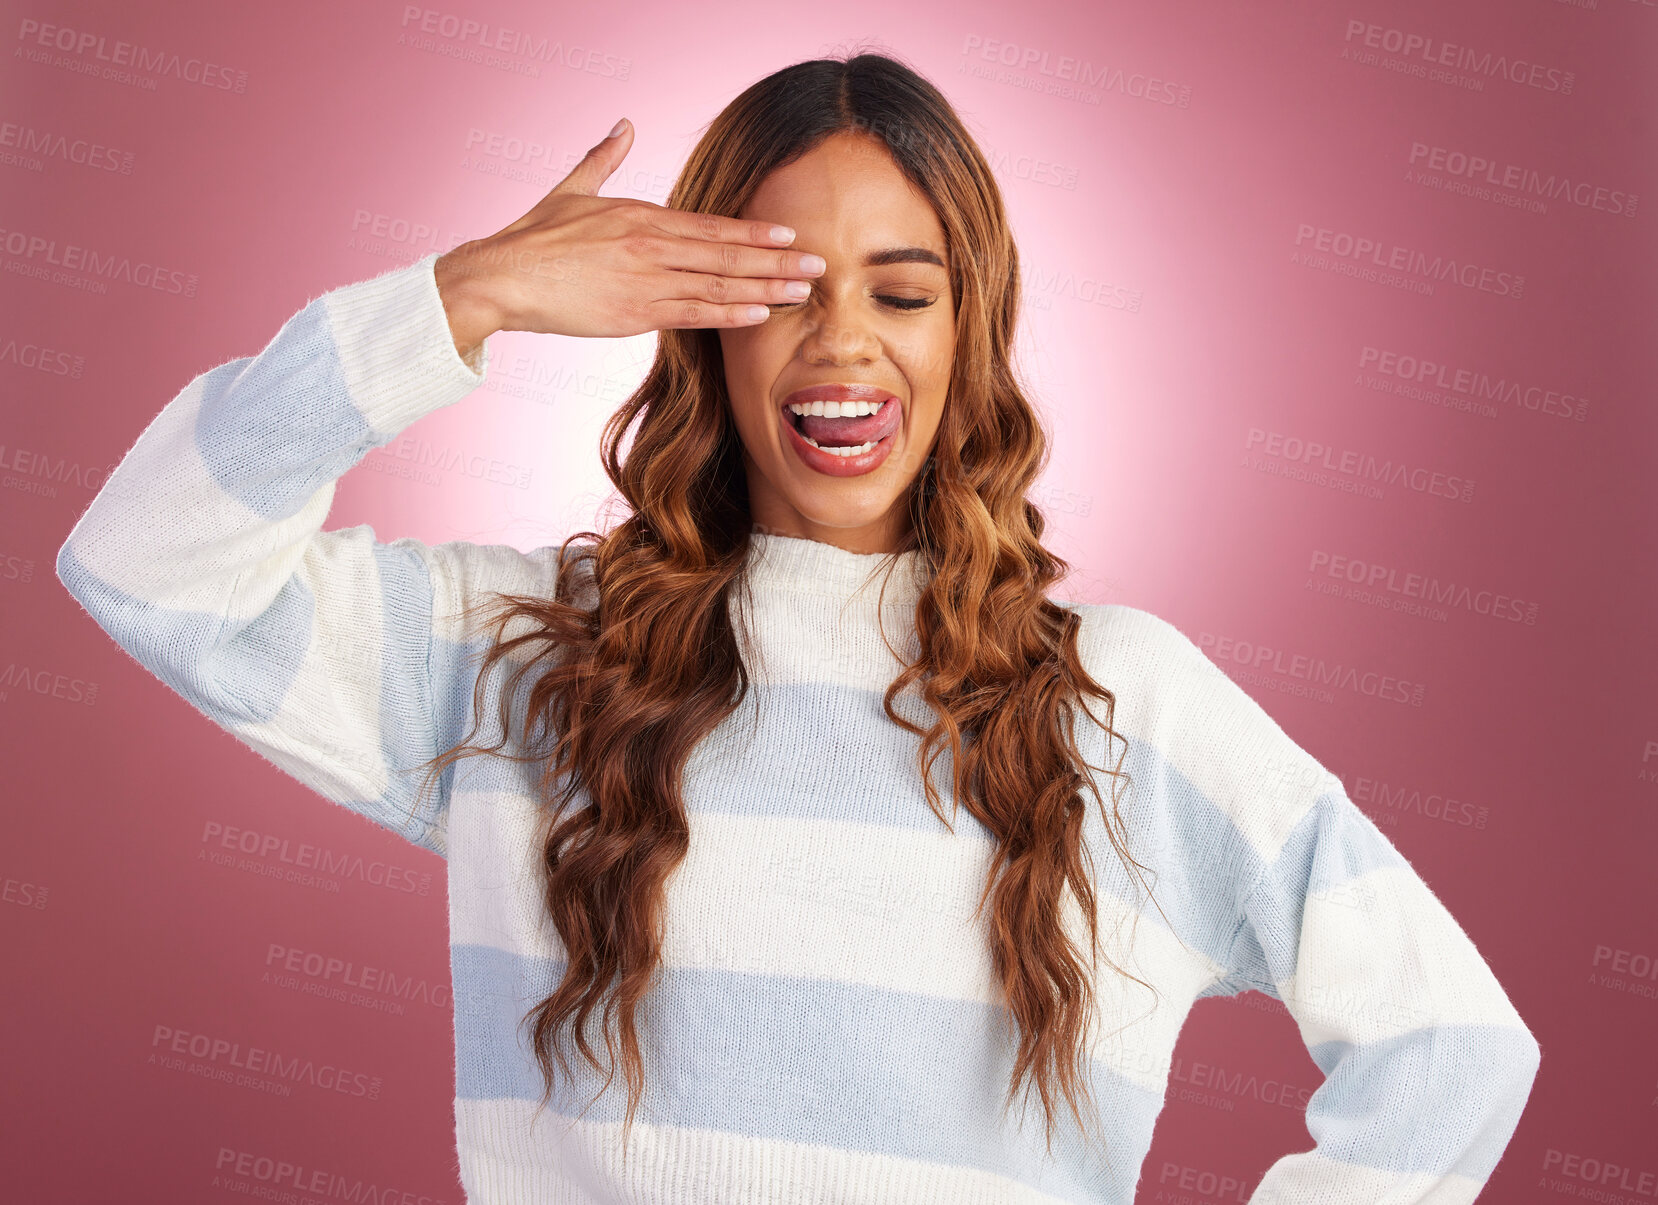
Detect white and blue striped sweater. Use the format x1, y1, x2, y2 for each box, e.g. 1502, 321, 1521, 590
56, 252, 1540, 1204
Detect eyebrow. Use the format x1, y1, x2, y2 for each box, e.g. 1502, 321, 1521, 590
862, 246, 948, 269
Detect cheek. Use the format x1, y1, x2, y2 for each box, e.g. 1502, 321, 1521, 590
722, 326, 780, 387
899, 326, 955, 394
719, 337, 782, 442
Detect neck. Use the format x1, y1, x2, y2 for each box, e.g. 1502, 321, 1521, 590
744, 501, 913, 557
744, 528, 928, 607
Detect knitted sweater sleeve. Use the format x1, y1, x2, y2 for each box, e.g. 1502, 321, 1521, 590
1108, 607, 1542, 1202
54, 252, 528, 859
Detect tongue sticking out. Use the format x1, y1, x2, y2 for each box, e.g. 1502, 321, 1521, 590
796, 399, 900, 447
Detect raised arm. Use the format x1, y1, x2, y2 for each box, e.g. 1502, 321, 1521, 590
55, 117, 833, 856
55, 252, 504, 855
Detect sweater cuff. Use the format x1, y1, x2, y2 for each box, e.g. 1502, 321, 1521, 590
320, 251, 491, 438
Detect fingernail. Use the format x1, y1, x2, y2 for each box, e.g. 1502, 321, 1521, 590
770, 225, 795, 243
606, 118, 627, 139
800, 254, 826, 273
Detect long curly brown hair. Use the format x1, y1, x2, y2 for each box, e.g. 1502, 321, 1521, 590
415, 46, 1161, 1161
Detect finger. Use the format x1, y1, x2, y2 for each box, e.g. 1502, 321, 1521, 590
642, 297, 775, 330
648, 208, 807, 260
555, 117, 633, 198
644, 232, 825, 283
652, 269, 812, 308
493, 124, 630, 238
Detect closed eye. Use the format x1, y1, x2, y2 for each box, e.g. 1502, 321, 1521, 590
769, 294, 936, 312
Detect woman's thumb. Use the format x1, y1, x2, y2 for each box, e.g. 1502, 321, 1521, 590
557, 118, 631, 196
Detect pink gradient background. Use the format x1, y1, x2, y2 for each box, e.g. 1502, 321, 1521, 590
4, 0, 1654, 1200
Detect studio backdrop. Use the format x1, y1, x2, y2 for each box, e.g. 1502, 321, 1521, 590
3, 0, 1653, 1201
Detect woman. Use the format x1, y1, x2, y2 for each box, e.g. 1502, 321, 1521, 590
58, 50, 1538, 1204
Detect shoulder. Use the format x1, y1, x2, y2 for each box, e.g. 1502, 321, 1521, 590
1061, 601, 1227, 725
1060, 601, 1340, 871
1064, 600, 1201, 671
412, 538, 594, 647
1063, 601, 1247, 764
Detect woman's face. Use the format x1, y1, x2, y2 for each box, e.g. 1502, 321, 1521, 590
718, 131, 956, 555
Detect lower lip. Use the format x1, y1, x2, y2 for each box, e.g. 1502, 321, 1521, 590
782, 401, 899, 477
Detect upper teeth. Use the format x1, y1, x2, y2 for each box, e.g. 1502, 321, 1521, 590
787, 399, 886, 417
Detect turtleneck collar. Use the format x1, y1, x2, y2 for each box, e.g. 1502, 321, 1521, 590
743, 530, 929, 607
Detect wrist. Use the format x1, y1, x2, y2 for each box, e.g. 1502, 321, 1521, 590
435, 241, 504, 365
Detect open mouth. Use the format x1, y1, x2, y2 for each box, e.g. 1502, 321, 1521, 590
784, 398, 901, 456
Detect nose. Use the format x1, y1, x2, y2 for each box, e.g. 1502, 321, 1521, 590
798, 293, 880, 367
